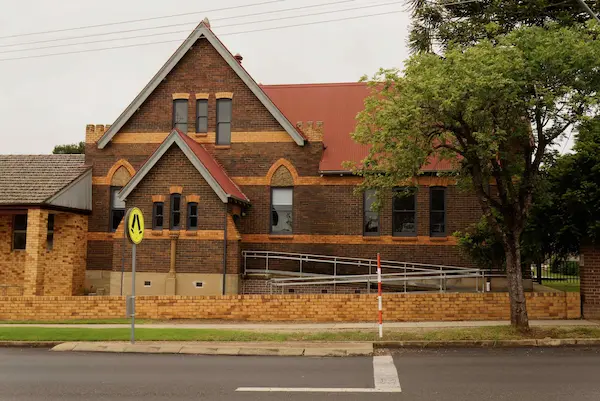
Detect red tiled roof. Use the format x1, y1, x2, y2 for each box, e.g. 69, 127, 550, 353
262, 83, 454, 173
176, 130, 249, 203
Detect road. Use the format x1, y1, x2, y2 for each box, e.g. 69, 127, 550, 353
1, 347, 600, 400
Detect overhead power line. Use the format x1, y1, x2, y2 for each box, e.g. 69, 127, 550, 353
0, 0, 285, 40
0, 10, 403, 62
0, 0, 357, 49
0, 0, 402, 54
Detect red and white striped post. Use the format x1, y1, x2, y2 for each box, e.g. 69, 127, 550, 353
377, 253, 383, 338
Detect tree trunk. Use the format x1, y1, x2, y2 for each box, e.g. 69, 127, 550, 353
503, 232, 530, 331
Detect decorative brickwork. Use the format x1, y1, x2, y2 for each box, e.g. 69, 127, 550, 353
0, 292, 580, 321
271, 166, 294, 187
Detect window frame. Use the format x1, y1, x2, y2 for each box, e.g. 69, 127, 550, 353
172, 98, 188, 132
216, 98, 232, 145
429, 186, 447, 237
12, 214, 27, 251
270, 187, 293, 235
363, 189, 380, 236
152, 202, 164, 230
109, 186, 125, 232
170, 193, 182, 230
195, 99, 208, 133
46, 214, 55, 251
187, 202, 199, 231
392, 187, 417, 237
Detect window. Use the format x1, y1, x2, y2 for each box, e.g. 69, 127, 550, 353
363, 189, 379, 236
196, 99, 208, 133
144, 280, 152, 287
152, 202, 164, 230
430, 187, 446, 236
271, 187, 293, 234
194, 281, 204, 288
216, 98, 232, 145
110, 187, 125, 232
393, 188, 417, 236
187, 202, 198, 230
13, 214, 27, 250
170, 193, 181, 230
172, 99, 188, 132
47, 214, 55, 250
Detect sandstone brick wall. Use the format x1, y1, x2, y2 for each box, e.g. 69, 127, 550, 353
0, 292, 580, 322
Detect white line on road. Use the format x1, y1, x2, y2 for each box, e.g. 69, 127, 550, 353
236, 355, 402, 393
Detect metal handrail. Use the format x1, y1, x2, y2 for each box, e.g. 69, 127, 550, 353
243, 250, 486, 293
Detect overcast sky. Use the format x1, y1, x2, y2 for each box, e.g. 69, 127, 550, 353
0, 0, 574, 154
0, 0, 413, 154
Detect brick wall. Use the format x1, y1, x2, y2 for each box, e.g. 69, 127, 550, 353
582, 245, 600, 318
0, 215, 26, 295
0, 292, 580, 321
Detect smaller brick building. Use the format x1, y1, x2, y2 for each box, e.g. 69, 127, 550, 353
0, 155, 91, 296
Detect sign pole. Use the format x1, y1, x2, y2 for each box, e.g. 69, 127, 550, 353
377, 253, 383, 339
131, 242, 136, 344
124, 206, 144, 345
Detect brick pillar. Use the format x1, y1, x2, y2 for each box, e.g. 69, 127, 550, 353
581, 245, 600, 318
23, 209, 48, 296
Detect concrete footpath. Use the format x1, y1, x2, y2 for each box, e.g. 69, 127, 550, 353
1, 319, 597, 330
51, 341, 374, 357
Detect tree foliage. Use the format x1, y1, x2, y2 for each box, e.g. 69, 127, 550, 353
352, 23, 600, 328
52, 142, 85, 154
407, 0, 600, 53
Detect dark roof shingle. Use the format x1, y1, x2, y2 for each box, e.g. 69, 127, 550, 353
0, 155, 89, 205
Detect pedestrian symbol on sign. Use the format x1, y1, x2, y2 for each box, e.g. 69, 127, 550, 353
126, 207, 144, 244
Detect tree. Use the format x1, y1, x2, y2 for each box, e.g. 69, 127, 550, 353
52, 142, 85, 154
351, 23, 600, 330
407, 0, 600, 53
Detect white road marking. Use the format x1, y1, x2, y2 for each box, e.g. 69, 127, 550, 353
236, 355, 402, 393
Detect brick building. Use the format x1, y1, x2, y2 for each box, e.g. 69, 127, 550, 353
84, 20, 483, 296
0, 155, 91, 296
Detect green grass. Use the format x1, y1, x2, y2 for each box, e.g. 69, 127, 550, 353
542, 281, 581, 292
1, 326, 600, 342
0, 319, 151, 325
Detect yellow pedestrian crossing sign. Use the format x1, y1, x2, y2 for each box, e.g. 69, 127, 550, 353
126, 207, 144, 244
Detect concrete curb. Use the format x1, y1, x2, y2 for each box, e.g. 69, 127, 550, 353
374, 338, 600, 348
50, 342, 374, 357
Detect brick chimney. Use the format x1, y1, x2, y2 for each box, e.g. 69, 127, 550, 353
234, 53, 243, 64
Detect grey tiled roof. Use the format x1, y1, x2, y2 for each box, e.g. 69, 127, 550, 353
0, 155, 89, 205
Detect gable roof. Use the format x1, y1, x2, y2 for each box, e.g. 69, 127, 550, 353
97, 21, 305, 148
118, 129, 249, 204
262, 83, 454, 173
0, 155, 92, 209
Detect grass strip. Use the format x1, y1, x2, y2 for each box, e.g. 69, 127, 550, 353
1, 326, 600, 342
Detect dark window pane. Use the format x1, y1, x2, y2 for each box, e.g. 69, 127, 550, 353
196, 100, 208, 133
14, 214, 27, 230
393, 211, 416, 234
153, 202, 164, 229
393, 192, 415, 211
156, 204, 163, 216
216, 99, 232, 145
431, 188, 445, 211
156, 216, 163, 228
173, 195, 181, 211
47, 214, 55, 231
173, 212, 181, 228
13, 232, 26, 250
190, 204, 198, 216
364, 189, 377, 212
173, 99, 188, 131
46, 234, 54, 251
112, 210, 125, 231
430, 211, 445, 234
217, 99, 232, 122
364, 212, 379, 234
189, 216, 198, 228
217, 122, 231, 145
